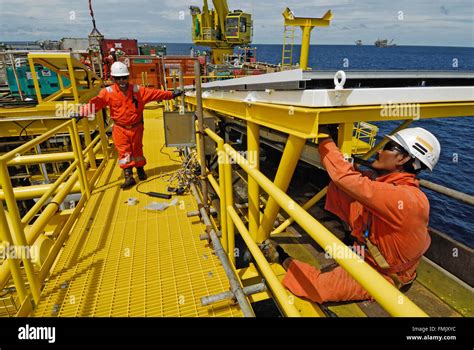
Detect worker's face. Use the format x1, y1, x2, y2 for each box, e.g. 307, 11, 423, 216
371, 141, 412, 172
113, 75, 129, 90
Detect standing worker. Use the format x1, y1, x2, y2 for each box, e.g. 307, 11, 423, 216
78, 61, 184, 189
261, 127, 440, 303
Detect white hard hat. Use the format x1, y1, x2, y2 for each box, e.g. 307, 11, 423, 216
386, 127, 440, 171
110, 48, 116, 52
110, 61, 129, 77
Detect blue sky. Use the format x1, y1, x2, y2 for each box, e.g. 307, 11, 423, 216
1, 0, 473, 46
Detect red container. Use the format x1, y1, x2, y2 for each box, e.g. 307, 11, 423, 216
162, 56, 198, 87
101, 38, 139, 56
128, 56, 163, 89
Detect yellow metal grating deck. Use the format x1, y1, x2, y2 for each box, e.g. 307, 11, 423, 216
33, 108, 243, 317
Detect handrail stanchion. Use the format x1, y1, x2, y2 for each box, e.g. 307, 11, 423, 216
81, 118, 96, 169
224, 151, 235, 264
247, 122, 260, 241
0, 202, 28, 303
69, 118, 91, 199
0, 161, 41, 303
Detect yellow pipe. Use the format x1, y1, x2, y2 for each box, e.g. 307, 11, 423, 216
69, 120, 90, 198
7, 152, 74, 166
81, 117, 96, 169
247, 122, 260, 241
0, 120, 70, 162
21, 159, 78, 224
0, 203, 28, 302
66, 56, 79, 102
300, 25, 313, 70
224, 144, 427, 317
256, 135, 306, 243
28, 56, 42, 104
217, 141, 228, 253
272, 186, 327, 235
0, 162, 41, 302
0, 171, 80, 291
224, 151, 235, 264
337, 122, 354, 157
227, 206, 301, 317
207, 173, 220, 197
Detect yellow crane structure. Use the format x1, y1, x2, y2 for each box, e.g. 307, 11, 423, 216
190, 0, 252, 64
281, 8, 332, 70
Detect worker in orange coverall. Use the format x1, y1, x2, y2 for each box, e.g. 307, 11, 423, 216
261, 127, 440, 303
78, 61, 183, 189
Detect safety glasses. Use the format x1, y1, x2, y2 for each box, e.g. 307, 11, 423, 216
113, 76, 129, 81
383, 141, 407, 154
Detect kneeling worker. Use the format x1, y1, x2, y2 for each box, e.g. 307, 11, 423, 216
78, 61, 183, 189
263, 127, 440, 303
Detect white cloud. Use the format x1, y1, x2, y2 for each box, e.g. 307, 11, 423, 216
0, 0, 472, 46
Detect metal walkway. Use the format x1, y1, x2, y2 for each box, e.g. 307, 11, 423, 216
33, 109, 243, 317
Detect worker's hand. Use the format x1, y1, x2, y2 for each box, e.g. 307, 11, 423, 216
172, 89, 184, 98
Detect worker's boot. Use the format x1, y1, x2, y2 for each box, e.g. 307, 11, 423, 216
121, 168, 136, 189
136, 167, 147, 181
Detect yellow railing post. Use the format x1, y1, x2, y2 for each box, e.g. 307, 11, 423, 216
97, 110, 109, 161
224, 151, 235, 264
247, 122, 260, 241
217, 140, 228, 252
0, 201, 28, 303
0, 162, 41, 303
81, 118, 97, 169
69, 119, 91, 199
256, 135, 305, 243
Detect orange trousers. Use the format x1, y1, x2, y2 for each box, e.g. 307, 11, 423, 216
282, 184, 393, 303
112, 124, 146, 169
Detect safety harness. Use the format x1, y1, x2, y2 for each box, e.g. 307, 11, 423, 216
362, 212, 426, 289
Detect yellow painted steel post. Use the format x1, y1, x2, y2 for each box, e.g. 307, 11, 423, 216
69, 119, 91, 198
256, 135, 305, 243
194, 60, 209, 207
0, 162, 41, 303
247, 122, 260, 241
227, 207, 301, 317
224, 144, 427, 316
0, 202, 28, 302
66, 56, 80, 103
217, 140, 228, 252
27, 56, 42, 103
300, 25, 313, 70
81, 118, 96, 169
337, 122, 354, 158
272, 186, 328, 235
224, 152, 235, 264
98, 110, 109, 161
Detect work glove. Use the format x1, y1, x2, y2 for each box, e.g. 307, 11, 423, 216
172, 89, 184, 98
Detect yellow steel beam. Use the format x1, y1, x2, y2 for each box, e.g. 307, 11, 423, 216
6, 152, 74, 166
185, 96, 474, 139
224, 143, 428, 317
337, 122, 354, 157
247, 122, 260, 241
256, 135, 306, 243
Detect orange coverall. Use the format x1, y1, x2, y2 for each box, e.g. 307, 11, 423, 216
282, 139, 431, 303
81, 84, 173, 169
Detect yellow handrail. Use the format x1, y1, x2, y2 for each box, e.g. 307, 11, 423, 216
202, 125, 427, 317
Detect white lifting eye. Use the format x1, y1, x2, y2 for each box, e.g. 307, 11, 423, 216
334, 70, 346, 90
